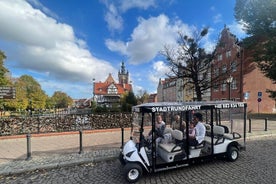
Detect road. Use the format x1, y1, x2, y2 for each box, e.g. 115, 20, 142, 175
0, 136, 275, 184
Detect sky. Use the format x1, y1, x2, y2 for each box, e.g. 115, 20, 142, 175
0, 0, 247, 99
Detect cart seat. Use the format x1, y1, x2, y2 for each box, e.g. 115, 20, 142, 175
158, 129, 184, 162
159, 129, 183, 152
205, 125, 225, 145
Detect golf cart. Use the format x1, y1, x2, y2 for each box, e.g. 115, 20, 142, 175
119, 101, 247, 183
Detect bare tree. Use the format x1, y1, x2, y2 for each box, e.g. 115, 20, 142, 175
161, 28, 215, 101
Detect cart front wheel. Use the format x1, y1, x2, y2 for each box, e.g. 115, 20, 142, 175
227, 146, 239, 162
123, 163, 142, 183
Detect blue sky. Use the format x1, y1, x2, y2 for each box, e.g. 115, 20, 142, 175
0, 0, 246, 99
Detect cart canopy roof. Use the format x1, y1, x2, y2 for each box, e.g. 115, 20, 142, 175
132, 101, 247, 113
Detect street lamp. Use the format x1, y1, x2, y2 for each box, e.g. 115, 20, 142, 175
226, 75, 233, 100
92, 78, 95, 105
226, 75, 233, 133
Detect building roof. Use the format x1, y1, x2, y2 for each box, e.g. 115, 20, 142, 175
94, 73, 132, 95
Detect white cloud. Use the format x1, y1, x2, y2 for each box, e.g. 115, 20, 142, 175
106, 14, 193, 64
228, 21, 247, 39
105, 39, 127, 55
213, 14, 222, 24
102, 0, 156, 32
27, 0, 59, 19
201, 28, 216, 53
104, 3, 123, 32
210, 6, 215, 11
153, 60, 170, 74
120, 0, 156, 12
148, 60, 170, 84
0, 0, 116, 86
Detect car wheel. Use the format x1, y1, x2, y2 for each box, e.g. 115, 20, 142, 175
227, 146, 239, 162
123, 163, 143, 183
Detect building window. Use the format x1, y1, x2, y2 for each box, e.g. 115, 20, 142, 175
231, 61, 237, 72
222, 82, 227, 91
232, 78, 237, 89
218, 54, 222, 61
226, 50, 231, 58
213, 83, 219, 92
222, 65, 227, 73
214, 68, 219, 77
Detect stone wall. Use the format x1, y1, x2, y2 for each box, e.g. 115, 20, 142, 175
0, 113, 132, 136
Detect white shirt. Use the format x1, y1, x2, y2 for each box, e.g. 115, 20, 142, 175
195, 122, 206, 144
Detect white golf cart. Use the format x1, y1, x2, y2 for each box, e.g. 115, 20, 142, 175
119, 101, 247, 183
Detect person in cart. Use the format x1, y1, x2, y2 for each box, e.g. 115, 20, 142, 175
184, 112, 206, 147
147, 115, 166, 148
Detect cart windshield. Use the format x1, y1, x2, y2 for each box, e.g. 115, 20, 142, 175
131, 112, 152, 143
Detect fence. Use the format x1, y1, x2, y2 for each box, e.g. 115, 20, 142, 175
0, 113, 132, 136
247, 118, 276, 133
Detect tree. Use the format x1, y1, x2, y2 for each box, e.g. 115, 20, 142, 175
17, 75, 47, 110
8, 78, 28, 111
162, 28, 216, 101
235, 0, 276, 98
0, 51, 10, 86
121, 91, 137, 112
136, 89, 149, 104
51, 91, 73, 108
0, 51, 15, 111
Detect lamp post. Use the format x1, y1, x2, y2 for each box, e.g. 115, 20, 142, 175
226, 75, 233, 133
91, 78, 95, 107
226, 75, 233, 100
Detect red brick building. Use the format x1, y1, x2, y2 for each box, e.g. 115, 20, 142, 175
211, 26, 276, 113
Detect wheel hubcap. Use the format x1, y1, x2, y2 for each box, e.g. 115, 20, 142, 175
129, 169, 139, 180
231, 151, 238, 160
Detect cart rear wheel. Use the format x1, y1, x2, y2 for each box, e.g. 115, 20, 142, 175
227, 146, 239, 162
123, 163, 142, 183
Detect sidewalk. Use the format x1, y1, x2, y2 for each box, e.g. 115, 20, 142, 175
0, 128, 130, 176
0, 125, 276, 176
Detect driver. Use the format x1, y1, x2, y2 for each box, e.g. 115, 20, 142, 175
184, 112, 206, 147
147, 115, 166, 148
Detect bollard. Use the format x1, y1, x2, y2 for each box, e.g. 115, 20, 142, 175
248, 118, 251, 133
79, 130, 83, 154
264, 118, 268, 131
37, 117, 40, 134
121, 127, 124, 149
26, 133, 32, 160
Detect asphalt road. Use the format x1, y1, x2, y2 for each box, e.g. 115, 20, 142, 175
0, 136, 275, 184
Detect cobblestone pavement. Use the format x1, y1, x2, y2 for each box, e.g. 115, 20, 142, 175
0, 135, 275, 184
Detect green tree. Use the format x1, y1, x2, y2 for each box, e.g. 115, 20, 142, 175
121, 91, 137, 112
162, 28, 217, 101
235, 0, 276, 98
0, 50, 14, 111
17, 75, 48, 110
8, 78, 28, 111
0, 51, 10, 86
51, 91, 73, 108
45, 96, 55, 109
4, 75, 48, 111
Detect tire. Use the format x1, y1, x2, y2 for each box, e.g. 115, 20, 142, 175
227, 146, 239, 162
123, 163, 143, 183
